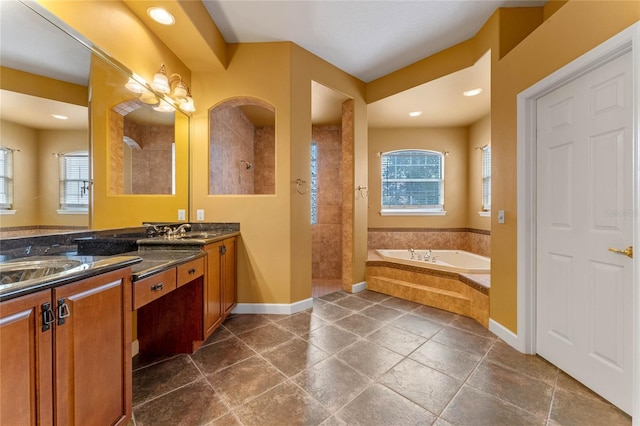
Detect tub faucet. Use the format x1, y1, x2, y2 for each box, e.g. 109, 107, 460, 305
424, 250, 431, 261
409, 248, 415, 259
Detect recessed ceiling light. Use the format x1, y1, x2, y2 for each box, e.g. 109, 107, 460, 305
463, 88, 483, 97
147, 7, 175, 25
409, 111, 422, 117
51, 114, 68, 120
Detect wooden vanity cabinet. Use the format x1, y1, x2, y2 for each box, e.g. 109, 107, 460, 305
0, 268, 132, 426
203, 237, 237, 338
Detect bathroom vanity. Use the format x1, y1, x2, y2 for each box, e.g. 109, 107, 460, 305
0, 224, 238, 425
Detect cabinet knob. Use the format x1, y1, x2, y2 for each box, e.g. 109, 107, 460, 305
188, 268, 196, 274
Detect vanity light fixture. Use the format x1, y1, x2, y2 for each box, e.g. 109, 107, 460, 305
147, 7, 175, 25
125, 75, 147, 94
153, 99, 175, 112
148, 64, 196, 112
51, 114, 68, 120
409, 111, 423, 117
463, 88, 483, 97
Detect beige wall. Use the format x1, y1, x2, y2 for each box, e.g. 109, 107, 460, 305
0, 121, 87, 228
467, 114, 491, 231
368, 127, 469, 229
0, 120, 38, 227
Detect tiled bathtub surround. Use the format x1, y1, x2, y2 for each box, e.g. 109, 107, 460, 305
368, 228, 490, 258
130, 290, 631, 425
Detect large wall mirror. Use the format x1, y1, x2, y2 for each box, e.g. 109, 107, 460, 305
0, 1, 190, 237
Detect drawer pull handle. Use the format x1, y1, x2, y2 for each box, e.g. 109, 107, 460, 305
188, 268, 197, 274
151, 282, 164, 291
41, 302, 55, 332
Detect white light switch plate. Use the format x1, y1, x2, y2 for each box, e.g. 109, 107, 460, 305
178, 209, 186, 221
197, 209, 205, 221
498, 210, 505, 224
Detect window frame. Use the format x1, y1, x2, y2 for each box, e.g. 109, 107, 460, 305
0, 147, 14, 210
59, 151, 90, 213
380, 149, 446, 216
481, 144, 491, 212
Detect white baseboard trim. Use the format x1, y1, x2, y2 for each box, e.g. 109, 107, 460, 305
131, 339, 139, 358
352, 281, 367, 293
231, 298, 313, 315
489, 319, 529, 353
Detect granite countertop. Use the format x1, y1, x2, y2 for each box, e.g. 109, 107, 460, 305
0, 255, 142, 302
126, 249, 207, 281
136, 230, 240, 247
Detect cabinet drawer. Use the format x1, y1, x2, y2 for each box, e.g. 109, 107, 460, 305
177, 257, 205, 287
133, 269, 177, 310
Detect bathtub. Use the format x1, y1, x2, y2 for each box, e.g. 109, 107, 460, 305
375, 249, 490, 274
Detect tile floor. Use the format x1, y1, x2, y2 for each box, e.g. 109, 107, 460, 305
131, 290, 632, 426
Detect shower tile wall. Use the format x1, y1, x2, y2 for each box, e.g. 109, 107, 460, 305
109, 111, 125, 193
341, 99, 355, 289
368, 229, 490, 258
209, 106, 255, 194
312, 125, 343, 280
254, 126, 275, 194
124, 121, 174, 194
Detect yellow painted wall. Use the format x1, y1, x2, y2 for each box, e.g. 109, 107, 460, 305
490, 0, 640, 332
192, 42, 292, 304
368, 127, 469, 229
467, 114, 491, 231
0, 121, 38, 227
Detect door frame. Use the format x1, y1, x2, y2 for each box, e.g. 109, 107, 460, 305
514, 22, 639, 419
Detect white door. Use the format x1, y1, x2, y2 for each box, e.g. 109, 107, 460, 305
536, 51, 633, 414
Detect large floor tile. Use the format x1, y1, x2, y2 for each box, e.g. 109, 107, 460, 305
206, 356, 286, 407
431, 326, 495, 357
336, 383, 437, 426
337, 339, 403, 378
359, 303, 404, 322
367, 324, 427, 356
380, 297, 422, 312
132, 354, 202, 406
236, 323, 295, 353
391, 313, 443, 339
311, 300, 352, 322
223, 314, 273, 335
303, 325, 359, 354
409, 339, 481, 381
277, 311, 327, 336
440, 385, 545, 426
190, 337, 254, 375
293, 357, 370, 411
262, 337, 329, 377
485, 340, 558, 385
133, 379, 228, 426
412, 305, 457, 325
379, 358, 461, 415
353, 289, 390, 303
235, 382, 331, 426
549, 388, 631, 426
318, 290, 350, 303
333, 295, 374, 311
334, 313, 383, 337
466, 359, 554, 418
448, 315, 496, 338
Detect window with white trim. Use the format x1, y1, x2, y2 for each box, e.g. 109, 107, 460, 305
0, 147, 13, 209
482, 144, 491, 211
381, 150, 444, 215
59, 151, 89, 211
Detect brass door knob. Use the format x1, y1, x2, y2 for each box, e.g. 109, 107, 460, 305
608, 246, 633, 259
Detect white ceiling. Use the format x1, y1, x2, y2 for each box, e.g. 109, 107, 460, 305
203, 0, 545, 127
202, 0, 545, 83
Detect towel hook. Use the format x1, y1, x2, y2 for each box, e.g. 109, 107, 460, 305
295, 178, 309, 194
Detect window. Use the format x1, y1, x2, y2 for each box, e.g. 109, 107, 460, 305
59, 151, 89, 211
482, 144, 491, 211
310, 142, 318, 224
0, 147, 13, 209
381, 150, 444, 215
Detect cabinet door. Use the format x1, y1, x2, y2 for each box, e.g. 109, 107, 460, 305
0, 290, 53, 426
222, 237, 237, 316
54, 268, 132, 426
204, 242, 223, 337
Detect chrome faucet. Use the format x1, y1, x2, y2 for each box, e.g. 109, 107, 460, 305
424, 250, 431, 261
168, 223, 191, 237
409, 248, 415, 259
